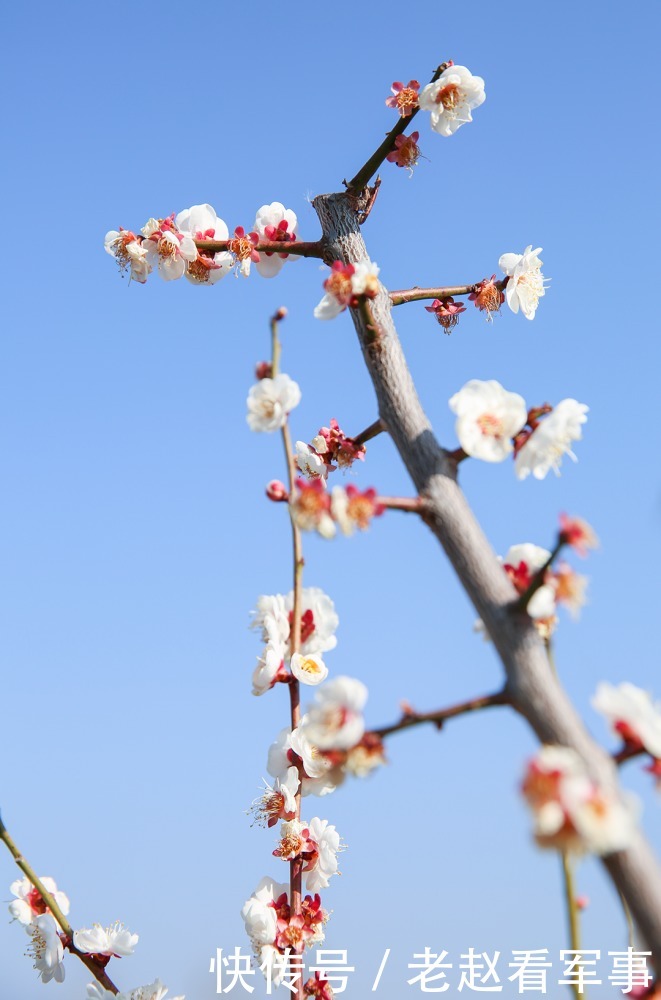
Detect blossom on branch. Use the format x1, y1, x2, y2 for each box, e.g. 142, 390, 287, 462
449, 379, 527, 462
175, 203, 233, 285
25, 912, 65, 983
141, 216, 197, 281
290, 479, 336, 538
503, 542, 557, 627
592, 682, 661, 759
385, 80, 420, 117
227, 226, 260, 277
331, 485, 385, 535
9, 876, 70, 925
386, 132, 421, 173
424, 296, 466, 332
418, 65, 486, 136
252, 588, 338, 659
514, 399, 588, 480
252, 203, 299, 278
558, 513, 599, 557
104, 230, 151, 283
468, 275, 504, 321
73, 921, 139, 957
296, 441, 332, 481
314, 261, 380, 320
246, 373, 301, 432
299, 677, 367, 751
250, 767, 300, 828
522, 745, 638, 855
291, 652, 329, 686
304, 817, 342, 892
499, 246, 548, 320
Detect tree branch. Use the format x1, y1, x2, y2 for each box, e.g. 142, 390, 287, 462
311, 189, 661, 972
195, 239, 326, 259
372, 689, 509, 739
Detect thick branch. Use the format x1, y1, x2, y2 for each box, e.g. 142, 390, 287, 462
311, 189, 661, 970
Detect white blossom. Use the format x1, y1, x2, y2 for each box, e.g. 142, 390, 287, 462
252, 202, 299, 278
242, 876, 284, 947
142, 226, 197, 281
284, 587, 339, 656
503, 543, 557, 620
252, 644, 285, 696
305, 817, 341, 892
448, 379, 527, 462
499, 245, 548, 320
290, 652, 328, 686
299, 676, 367, 750
296, 441, 328, 480
104, 231, 151, 283
9, 876, 70, 926
175, 203, 233, 285
246, 374, 301, 432
74, 921, 139, 957
418, 65, 486, 136
592, 682, 661, 758
515, 400, 588, 480
25, 912, 65, 983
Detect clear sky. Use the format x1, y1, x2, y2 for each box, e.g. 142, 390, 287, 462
2, 1, 661, 998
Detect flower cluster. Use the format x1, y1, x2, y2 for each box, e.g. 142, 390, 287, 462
593, 682, 661, 783
250, 588, 339, 697
314, 261, 380, 320
289, 481, 385, 539
105, 203, 298, 284
8, 877, 180, 997
502, 541, 588, 636
449, 379, 588, 479
296, 419, 366, 481
242, 876, 327, 984
522, 745, 637, 855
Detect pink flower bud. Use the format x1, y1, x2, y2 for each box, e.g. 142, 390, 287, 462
266, 480, 289, 502
255, 361, 273, 380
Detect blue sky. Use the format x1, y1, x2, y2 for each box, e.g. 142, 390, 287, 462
2, 1, 661, 997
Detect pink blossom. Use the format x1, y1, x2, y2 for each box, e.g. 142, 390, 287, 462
386, 132, 421, 172
424, 296, 466, 332
385, 80, 420, 117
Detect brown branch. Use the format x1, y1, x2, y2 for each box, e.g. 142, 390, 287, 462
311, 188, 661, 974
376, 496, 425, 513
352, 418, 386, 446
390, 280, 506, 307
373, 689, 509, 739
196, 238, 326, 259
346, 60, 452, 192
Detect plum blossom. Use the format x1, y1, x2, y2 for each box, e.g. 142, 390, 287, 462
499, 246, 548, 320
251, 767, 300, 827
299, 677, 367, 751
592, 683, 661, 759
296, 441, 330, 481
252, 203, 299, 278
385, 80, 420, 117
386, 132, 421, 173
418, 64, 486, 136
552, 563, 588, 619
9, 876, 70, 925
515, 400, 588, 480
425, 296, 466, 332
141, 217, 197, 281
252, 644, 287, 696
174, 203, 233, 285
449, 380, 527, 462
503, 543, 557, 622
252, 588, 338, 659
242, 876, 287, 948
559, 513, 599, 557
314, 261, 380, 320
267, 726, 342, 797
331, 485, 385, 535
468, 275, 504, 320
314, 419, 366, 469
25, 912, 65, 983
291, 652, 328, 686
522, 745, 638, 855
227, 226, 260, 277
304, 818, 342, 892
273, 819, 316, 862
88, 979, 184, 1000
74, 921, 138, 957
246, 374, 301, 432
290, 479, 336, 539
104, 230, 151, 284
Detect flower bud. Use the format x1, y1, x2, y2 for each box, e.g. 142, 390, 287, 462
266, 480, 289, 502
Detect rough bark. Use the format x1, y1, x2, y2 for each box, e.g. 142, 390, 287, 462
313, 190, 661, 968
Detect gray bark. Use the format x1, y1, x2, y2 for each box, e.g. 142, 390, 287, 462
313, 190, 661, 969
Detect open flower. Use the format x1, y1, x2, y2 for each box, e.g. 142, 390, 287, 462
251, 767, 300, 827
296, 441, 331, 481
104, 230, 151, 284
386, 132, 421, 173
425, 296, 466, 332
227, 226, 260, 277
468, 275, 504, 320
314, 261, 380, 320
74, 921, 139, 957
175, 203, 233, 285
592, 682, 661, 759
9, 876, 70, 926
142, 217, 197, 281
522, 745, 638, 855
503, 543, 557, 622
26, 912, 65, 983
299, 676, 367, 750
331, 485, 385, 535
514, 400, 588, 480
242, 876, 287, 948
303, 817, 342, 892
252, 644, 287, 696
290, 479, 336, 538
246, 374, 301, 432
291, 652, 329, 686
559, 514, 599, 557
385, 80, 420, 117
499, 246, 548, 319
252, 203, 299, 278
449, 380, 527, 462
418, 65, 486, 136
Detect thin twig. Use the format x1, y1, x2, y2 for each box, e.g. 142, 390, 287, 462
352, 418, 386, 447
196, 238, 326, 259
561, 851, 582, 1000
372, 689, 509, 739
